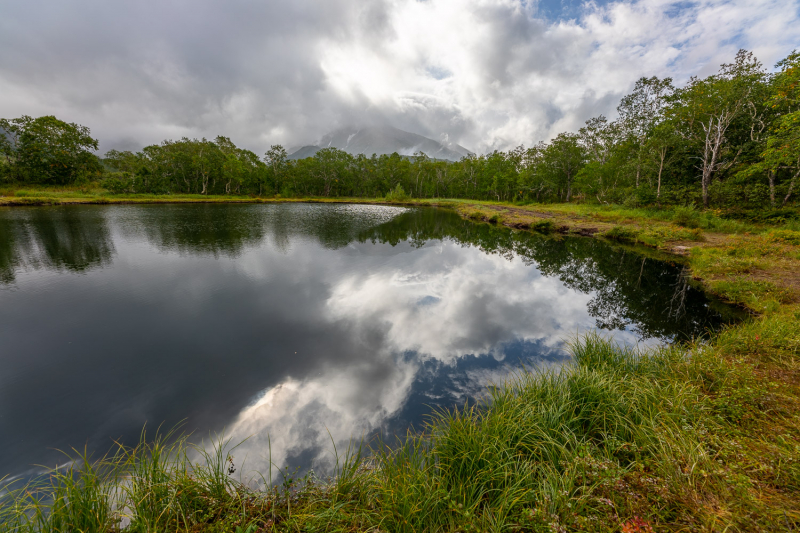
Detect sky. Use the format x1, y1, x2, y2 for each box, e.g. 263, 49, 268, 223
1, 0, 798, 155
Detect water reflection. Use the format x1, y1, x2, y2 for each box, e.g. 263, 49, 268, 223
114, 203, 402, 257
0, 204, 742, 480
0, 207, 115, 282
359, 209, 735, 341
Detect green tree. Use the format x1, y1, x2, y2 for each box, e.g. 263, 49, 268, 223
0, 115, 100, 184
579, 116, 620, 170
264, 145, 288, 195
540, 133, 585, 202
756, 51, 800, 206
577, 116, 624, 199
519, 143, 554, 201
645, 122, 681, 199
667, 50, 767, 207
311, 148, 352, 196
616, 76, 674, 189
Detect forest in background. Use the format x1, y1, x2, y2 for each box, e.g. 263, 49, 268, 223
2, 49, 799, 212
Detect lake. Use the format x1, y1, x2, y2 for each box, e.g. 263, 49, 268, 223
0, 203, 742, 480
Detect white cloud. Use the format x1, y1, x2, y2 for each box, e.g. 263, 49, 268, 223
0, 0, 796, 153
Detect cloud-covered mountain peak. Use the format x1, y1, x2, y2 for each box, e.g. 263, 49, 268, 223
289, 125, 474, 161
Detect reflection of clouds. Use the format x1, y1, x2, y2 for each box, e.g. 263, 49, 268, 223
327, 242, 593, 363
188, 232, 659, 478
1, 204, 728, 481
221, 240, 603, 478
225, 358, 418, 480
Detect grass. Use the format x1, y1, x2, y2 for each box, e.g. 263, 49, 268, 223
2, 323, 800, 531
2, 188, 800, 530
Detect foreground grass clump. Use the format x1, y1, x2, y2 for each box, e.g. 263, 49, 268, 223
3, 328, 799, 532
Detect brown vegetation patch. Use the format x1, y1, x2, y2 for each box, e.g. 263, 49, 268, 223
480, 204, 557, 219
748, 268, 800, 301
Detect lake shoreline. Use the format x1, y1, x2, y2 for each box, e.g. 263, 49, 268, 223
3, 192, 797, 308
1, 195, 799, 530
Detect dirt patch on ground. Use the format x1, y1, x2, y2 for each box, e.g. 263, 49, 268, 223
666, 233, 729, 250
468, 204, 612, 236
480, 204, 559, 219
748, 268, 800, 301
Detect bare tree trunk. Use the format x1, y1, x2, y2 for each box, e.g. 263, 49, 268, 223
566, 172, 572, 202
657, 147, 666, 199
768, 170, 776, 208
200, 166, 209, 194
783, 167, 800, 207
701, 116, 724, 208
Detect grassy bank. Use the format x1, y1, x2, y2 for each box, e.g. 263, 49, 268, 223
2, 328, 799, 532
2, 190, 800, 531
448, 201, 800, 315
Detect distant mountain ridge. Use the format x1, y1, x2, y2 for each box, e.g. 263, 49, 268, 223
288, 126, 473, 161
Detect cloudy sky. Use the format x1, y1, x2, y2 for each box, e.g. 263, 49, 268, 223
1, 0, 798, 154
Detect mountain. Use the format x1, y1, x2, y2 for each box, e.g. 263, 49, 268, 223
288, 126, 473, 161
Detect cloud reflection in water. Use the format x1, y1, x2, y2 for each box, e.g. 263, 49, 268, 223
0, 204, 741, 480
223, 236, 646, 478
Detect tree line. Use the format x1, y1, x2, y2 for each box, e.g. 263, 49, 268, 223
2, 49, 798, 209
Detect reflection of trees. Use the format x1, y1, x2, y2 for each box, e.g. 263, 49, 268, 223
307, 208, 378, 250
129, 205, 269, 258
360, 209, 743, 341
29, 209, 115, 271
1, 204, 401, 281
127, 204, 403, 257
0, 204, 742, 340
524, 238, 722, 341
0, 207, 115, 283
0, 216, 26, 283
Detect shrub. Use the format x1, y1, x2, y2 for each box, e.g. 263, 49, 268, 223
385, 184, 410, 202
658, 186, 703, 206
672, 205, 702, 228
532, 220, 555, 233
102, 174, 134, 194
764, 229, 800, 246
622, 194, 640, 208
603, 226, 640, 242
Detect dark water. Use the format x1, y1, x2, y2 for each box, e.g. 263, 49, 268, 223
0, 204, 742, 479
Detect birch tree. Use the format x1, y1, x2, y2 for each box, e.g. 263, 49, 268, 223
669, 50, 766, 207
616, 77, 674, 188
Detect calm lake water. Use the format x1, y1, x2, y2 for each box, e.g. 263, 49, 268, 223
0, 203, 742, 480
